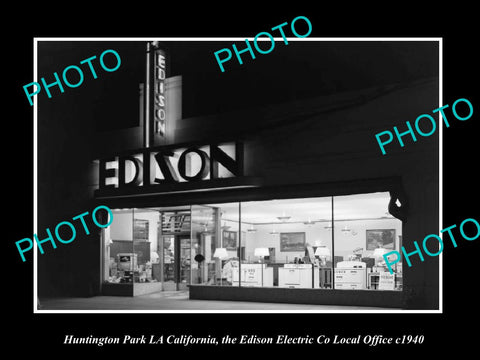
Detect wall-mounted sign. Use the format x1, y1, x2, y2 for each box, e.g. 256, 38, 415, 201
95, 141, 246, 197
145, 42, 170, 147
378, 272, 395, 290
153, 48, 166, 137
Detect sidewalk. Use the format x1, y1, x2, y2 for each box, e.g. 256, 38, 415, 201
39, 291, 392, 312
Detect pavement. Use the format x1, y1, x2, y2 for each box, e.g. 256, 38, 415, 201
39, 290, 394, 312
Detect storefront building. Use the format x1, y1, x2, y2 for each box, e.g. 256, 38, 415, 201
37, 40, 440, 310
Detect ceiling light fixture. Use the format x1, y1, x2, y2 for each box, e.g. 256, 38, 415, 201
276, 211, 291, 222
341, 225, 351, 235
303, 217, 316, 225
221, 221, 231, 230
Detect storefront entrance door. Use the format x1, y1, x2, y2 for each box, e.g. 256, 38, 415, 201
178, 236, 191, 290
162, 235, 191, 291
160, 207, 218, 290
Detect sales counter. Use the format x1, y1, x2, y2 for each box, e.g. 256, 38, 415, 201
230, 263, 333, 289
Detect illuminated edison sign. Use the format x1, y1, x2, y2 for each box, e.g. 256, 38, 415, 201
154, 49, 166, 136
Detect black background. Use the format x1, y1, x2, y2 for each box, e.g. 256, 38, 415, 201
6, 4, 479, 356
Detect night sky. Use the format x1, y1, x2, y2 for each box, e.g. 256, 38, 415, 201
37, 40, 438, 132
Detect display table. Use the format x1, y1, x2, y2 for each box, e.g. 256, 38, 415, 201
334, 261, 367, 290
278, 264, 320, 289
232, 263, 273, 287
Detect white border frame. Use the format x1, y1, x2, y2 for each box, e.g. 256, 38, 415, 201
33, 37, 443, 314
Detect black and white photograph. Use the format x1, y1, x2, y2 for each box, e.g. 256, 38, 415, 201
30, 38, 440, 312
7, 6, 480, 356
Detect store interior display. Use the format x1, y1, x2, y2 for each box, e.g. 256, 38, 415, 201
211, 193, 403, 290
104, 209, 161, 288
103, 192, 403, 292
108, 252, 156, 284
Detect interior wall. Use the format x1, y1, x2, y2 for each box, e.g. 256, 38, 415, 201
109, 210, 160, 253
332, 219, 402, 259
111, 205, 402, 264
220, 218, 242, 259
134, 211, 160, 255
220, 217, 402, 263
245, 223, 328, 262
110, 212, 133, 240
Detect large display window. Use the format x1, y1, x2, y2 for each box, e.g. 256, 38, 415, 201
333, 193, 403, 291
103, 209, 135, 285
102, 191, 402, 293
103, 208, 163, 295
199, 192, 402, 291
238, 197, 333, 289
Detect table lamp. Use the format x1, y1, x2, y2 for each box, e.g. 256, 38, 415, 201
213, 247, 229, 259
254, 247, 270, 259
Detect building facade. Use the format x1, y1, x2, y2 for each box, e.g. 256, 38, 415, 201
37, 40, 440, 310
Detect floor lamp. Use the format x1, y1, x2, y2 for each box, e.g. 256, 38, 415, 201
254, 248, 269, 287
213, 248, 229, 286
315, 246, 331, 288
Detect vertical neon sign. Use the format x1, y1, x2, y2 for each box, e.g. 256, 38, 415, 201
154, 48, 166, 137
